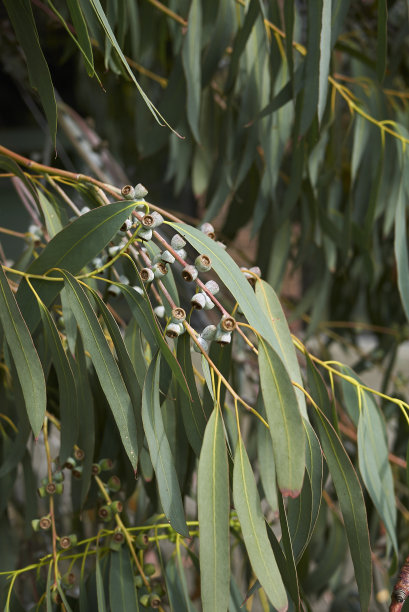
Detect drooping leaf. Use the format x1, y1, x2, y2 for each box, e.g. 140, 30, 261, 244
287, 420, 323, 561
318, 0, 332, 122
358, 391, 397, 555
311, 406, 372, 611
255, 279, 307, 418
109, 548, 139, 611
257, 414, 278, 514
3, 0, 57, 146
198, 407, 230, 612
38, 298, 79, 463
95, 555, 108, 612
182, 0, 202, 142
0, 265, 46, 436
233, 437, 287, 611
394, 170, 409, 322
66, 0, 95, 76
142, 352, 188, 536
376, 0, 388, 82
258, 338, 305, 497
62, 271, 139, 469
299, 2, 322, 135
176, 332, 207, 456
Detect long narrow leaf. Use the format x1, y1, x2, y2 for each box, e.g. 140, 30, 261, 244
62, 271, 138, 469
0, 265, 46, 436
142, 353, 188, 536
198, 408, 230, 612
233, 438, 287, 611
258, 338, 305, 497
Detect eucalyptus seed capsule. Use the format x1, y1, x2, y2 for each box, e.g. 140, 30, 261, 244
98, 505, 113, 522
141, 211, 164, 229
171, 307, 186, 322
138, 227, 152, 241
161, 250, 175, 264
215, 329, 232, 346
220, 314, 236, 332
203, 294, 215, 310
182, 265, 198, 282
166, 322, 184, 338
132, 285, 144, 295
201, 325, 217, 341
110, 500, 123, 514
121, 184, 135, 199
107, 475, 121, 492
59, 534, 77, 549
153, 262, 168, 278
140, 268, 154, 283
39, 516, 52, 530
174, 247, 187, 260
195, 254, 212, 272
108, 245, 121, 257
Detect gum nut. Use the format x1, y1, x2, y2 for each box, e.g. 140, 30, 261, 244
204, 280, 219, 294
203, 294, 215, 310
121, 185, 135, 199
140, 268, 154, 283
200, 222, 215, 236
201, 325, 217, 340
166, 322, 183, 338
171, 307, 186, 322
154, 305, 165, 318
80, 206, 91, 215
132, 285, 144, 295
191, 293, 206, 309
119, 275, 129, 285
182, 265, 198, 282
108, 245, 121, 257
119, 218, 133, 232
152, 253, 162, 265
215, 330, 232, 345
153, 262, 168, 278
141, 211, 163, 228
134, 183, 148, 198
174, 248, 187, 261
220, 314, 236, 331
171, 234, 186, 250
193, 336, 209, 353
195, 254, 212, 272
161, 250, 175, 264
28, 224, 41, 236
138, 228, 152, 241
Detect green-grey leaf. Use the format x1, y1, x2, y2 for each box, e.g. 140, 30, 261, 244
109, 548, 139, 611
142, 352, 188, 536
233, 438, 287, 611
318, 0, 331, 122
198, 408, 230, 612
62, 271, 138, 469
3, 0, 57, 146
67, 0, 95, 76
38, 300, 78, 463
182, 0, 202, 142
287, 420, 323, 561
176, 333, 207, 456
358, 391, 397, 554
311, 406, 372, 610
96, 555, 107, 612
258, 338, 305, 496
394, 172, 409, 321
0, 265, 46, 436
255, 279, 307, 418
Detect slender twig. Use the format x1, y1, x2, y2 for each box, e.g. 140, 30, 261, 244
43, 417, 59, 588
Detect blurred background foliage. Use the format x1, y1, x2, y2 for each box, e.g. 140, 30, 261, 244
2, 0, 409, 610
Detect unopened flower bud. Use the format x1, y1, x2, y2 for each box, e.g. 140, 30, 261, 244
161, 250, 175, 264
200, 222, 215, 239
98, 458, 113, 471
154, 305, 165, 318
134, 183, 148, 198
204, 280, 219, 295
171, 234, 186, 249
135, 533, 149, 549
191, 293, 206, 309
201, 325, 217, 340
193, 337, 209, 353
